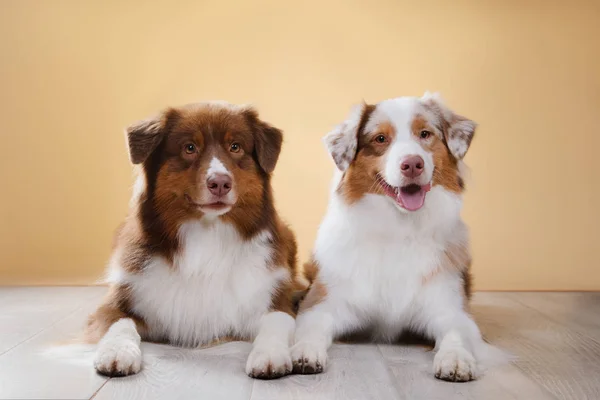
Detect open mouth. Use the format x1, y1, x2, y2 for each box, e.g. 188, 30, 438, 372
376, 175, 432, 211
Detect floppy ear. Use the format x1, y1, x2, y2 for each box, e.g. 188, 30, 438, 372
324, 103, 368, 171
125, 109, 176, 165
244, 108, 283, 174
421, 92, 477, 160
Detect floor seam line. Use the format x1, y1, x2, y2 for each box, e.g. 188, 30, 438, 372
508, 294, 600, 349
0, 303, 88, 357
89, 377, 111, 400
376, 344, 406, 400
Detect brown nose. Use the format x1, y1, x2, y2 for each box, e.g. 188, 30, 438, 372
206, 174, 232, 197
400, 155, 424, 178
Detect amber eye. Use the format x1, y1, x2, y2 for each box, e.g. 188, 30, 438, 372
375, 135, 387, 144
420, 130, 432, 139
184, 143, 197, 154
230, 142, 241, 153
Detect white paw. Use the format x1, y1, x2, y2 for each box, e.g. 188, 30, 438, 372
290, 341, 327, 374
246, 345, 292, 379
94, 338, 142, 377
433, 347, 477, 382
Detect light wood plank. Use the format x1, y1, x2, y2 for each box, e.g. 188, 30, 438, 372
93, 342, 254, 400
0, 290, 108, 400
472, 292, 600, 400
379, 344, 555, 400
250, 344, 400, 400
506, 292, 600, 334
1, 288, 599, 400
0, 286, 106, 354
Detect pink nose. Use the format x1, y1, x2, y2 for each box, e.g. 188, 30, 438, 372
206, 174, 232, 196
400, 155, 424, 178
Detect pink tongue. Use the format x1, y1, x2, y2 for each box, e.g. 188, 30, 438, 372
397, 189, 426, 211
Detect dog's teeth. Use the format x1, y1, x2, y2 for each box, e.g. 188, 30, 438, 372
394, 188, 399, 194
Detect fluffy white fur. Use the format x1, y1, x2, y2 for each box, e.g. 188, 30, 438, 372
103, 218, 294, 377
94, 101, 296, 378
246, 311, 295, 376
369, 98, 435, 197
94, 318, 142, 376
292, 94, 497, 382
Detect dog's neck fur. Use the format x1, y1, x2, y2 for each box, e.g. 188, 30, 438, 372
328, 170, 464, 240
132, 168, 278, 263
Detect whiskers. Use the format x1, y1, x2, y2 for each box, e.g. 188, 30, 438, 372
369, 174, 389, 196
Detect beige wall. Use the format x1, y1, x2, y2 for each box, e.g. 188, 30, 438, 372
1, 0, 599, 289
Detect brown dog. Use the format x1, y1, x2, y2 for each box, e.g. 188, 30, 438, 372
86, 102, 299, 379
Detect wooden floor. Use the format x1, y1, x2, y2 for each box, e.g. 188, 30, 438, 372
0, 288, 598, 400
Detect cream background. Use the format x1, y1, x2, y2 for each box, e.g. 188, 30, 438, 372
1, 0, 599, 289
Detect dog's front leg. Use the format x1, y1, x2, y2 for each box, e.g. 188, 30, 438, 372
94, 318, 143, 377
291, 292, 362, 375
419, 293, 483, 382
431, 315, 481, 382
246, 311, 295, 379
290, 305, 335, 374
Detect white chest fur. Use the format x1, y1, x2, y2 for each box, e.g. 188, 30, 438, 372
314, 186, 464, 332
113, 219, 288, 347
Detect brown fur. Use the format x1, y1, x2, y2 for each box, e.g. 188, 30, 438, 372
462, 268, 473, 301
410, 115, 463, 193
302, 259, 319, 284
338, 107, 394, 204
297, 259, 328, 313
85, 103, 298, 343
444, 239, 473, 301
421, 97, 476, 161
338, 104, 468, 205
299, 279, 328, 313
134, 104, 282, 262
270, 279, 298, 317
84, 285, 149, 343
199, 336, 248, 348
325, 98, 475, 314
421, 240, 472, 302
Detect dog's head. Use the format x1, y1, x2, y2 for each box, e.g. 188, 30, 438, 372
127, 102, 282, 220
325, 93, 476, 212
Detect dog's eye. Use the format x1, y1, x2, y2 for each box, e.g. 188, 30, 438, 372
230, 142, 241, 153
420, 130, 432, 139
375, 135, 387, 144
184, 143, 197, 154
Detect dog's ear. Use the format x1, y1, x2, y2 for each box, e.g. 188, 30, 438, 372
421, 92, 477, 160
244, 107, 283, 174
324, 103, 371, 171
125, 109, 177, 165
